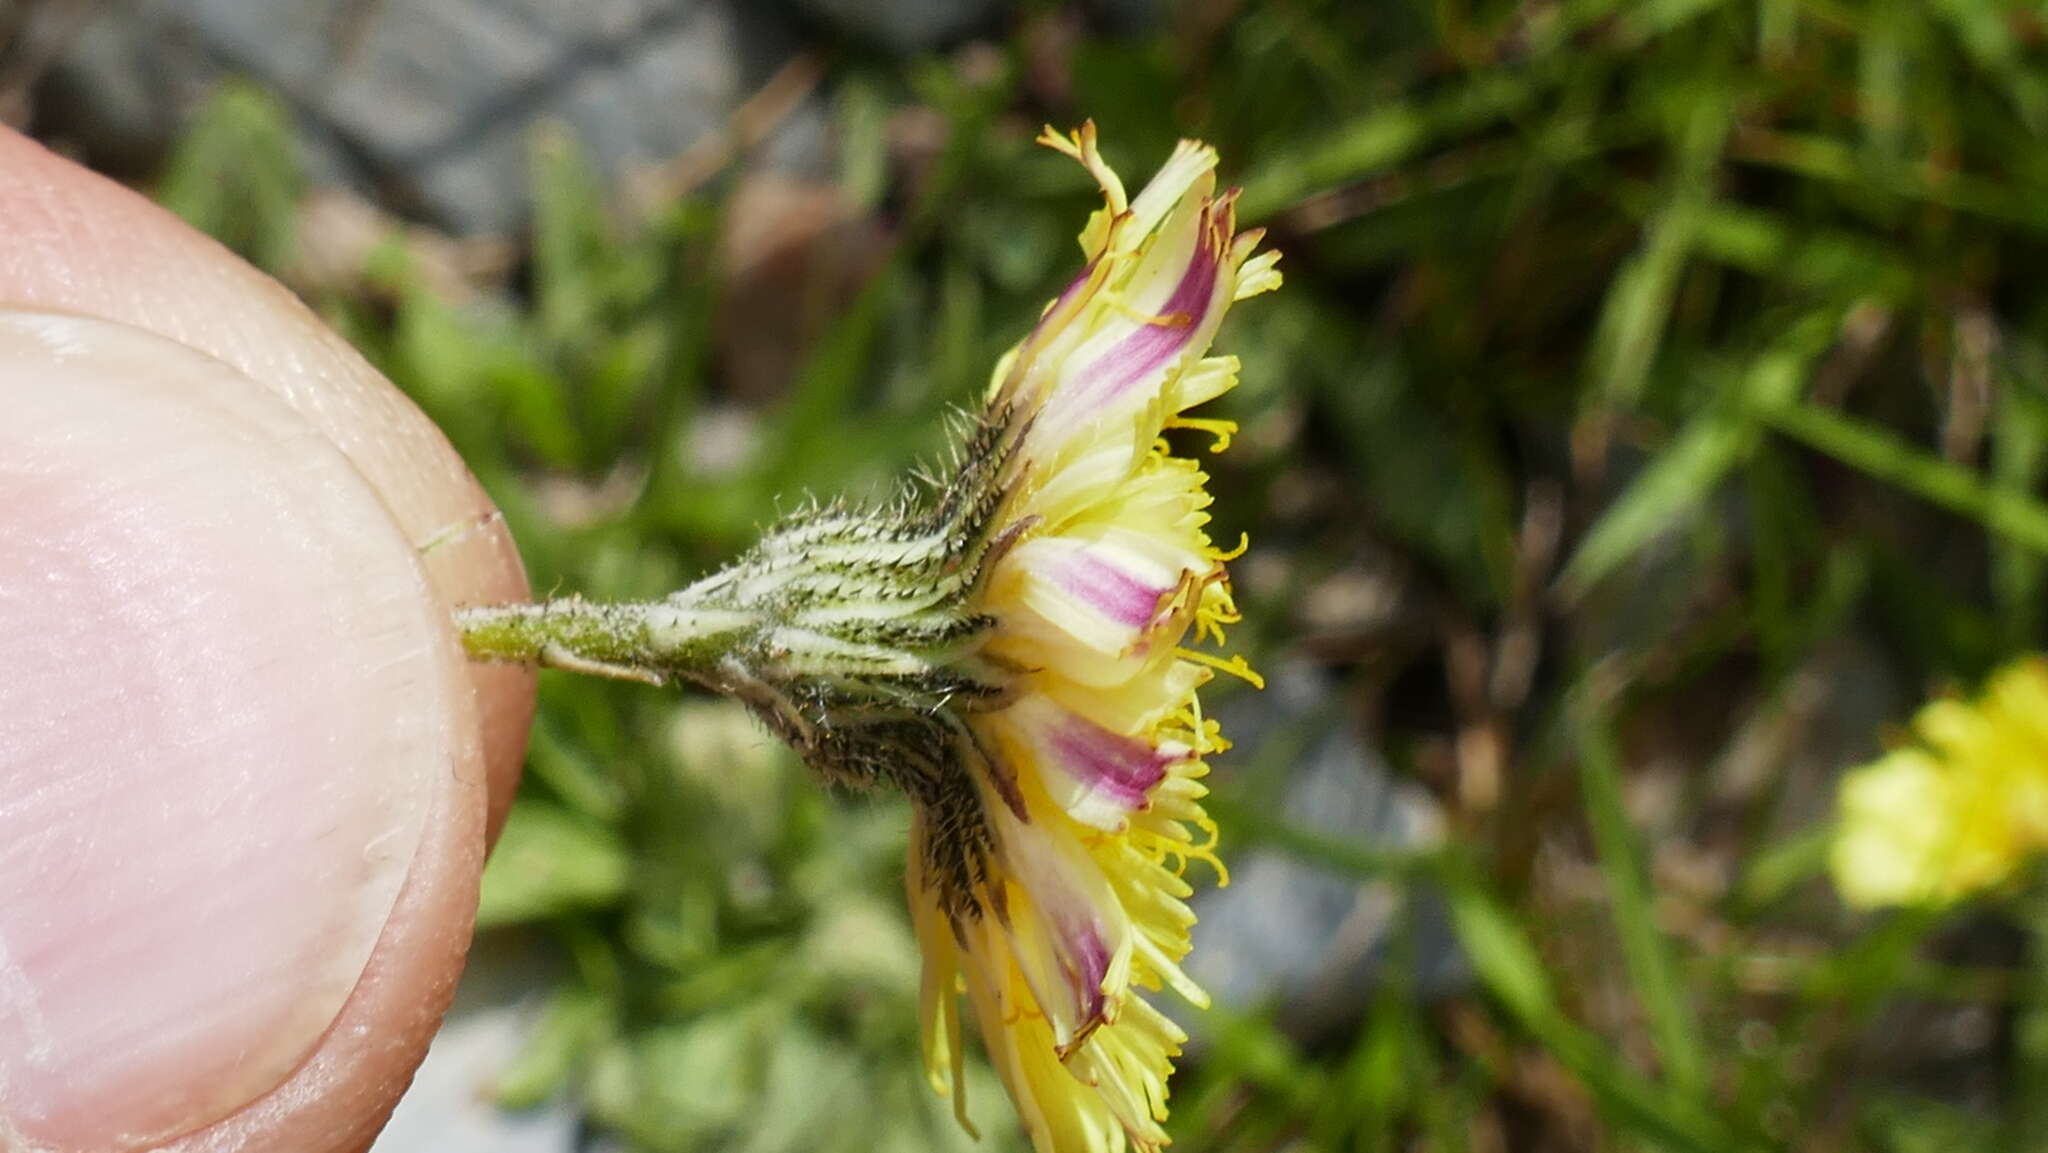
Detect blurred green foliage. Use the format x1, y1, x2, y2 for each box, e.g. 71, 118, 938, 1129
157, 0, 2048, 1148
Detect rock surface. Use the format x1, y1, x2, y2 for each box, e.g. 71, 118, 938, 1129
791, 0, 1006, 54
35, 0, 830, 234
1186, 662, 1465, 1045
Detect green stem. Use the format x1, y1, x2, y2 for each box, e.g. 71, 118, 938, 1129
454, 597, 757, 685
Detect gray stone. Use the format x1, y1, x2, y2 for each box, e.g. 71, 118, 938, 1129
34, 0, 830, 234
791, 0, 1006, 54
1183, 662, 1464, 1046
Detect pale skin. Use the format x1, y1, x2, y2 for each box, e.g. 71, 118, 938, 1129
0, 126, 537, 1151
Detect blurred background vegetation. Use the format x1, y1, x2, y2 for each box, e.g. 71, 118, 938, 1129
16, 0, 2048, 1148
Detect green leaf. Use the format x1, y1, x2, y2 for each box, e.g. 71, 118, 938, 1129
1446, 877, 1559, 1028
157, 80, 301, 269
738, 1027, 864, 1153
529, 124, 616, 355
494, 987, 612, 1108
477, 800, 632, 927
602, 1012, 763, 1148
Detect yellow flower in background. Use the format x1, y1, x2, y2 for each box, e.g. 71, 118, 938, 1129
459, 123, 1279, 1153
1831, 658, 2048, 909
904, 124, 1279, 1153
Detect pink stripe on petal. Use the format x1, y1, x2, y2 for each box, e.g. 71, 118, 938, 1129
1055, 549, 1172, 630
1001, 696, 1190, 830
1046, 716, 1176, 810
1059, 238, 1222, 418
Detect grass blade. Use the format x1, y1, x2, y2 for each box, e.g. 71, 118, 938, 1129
1763, 402, 2048, 554
1575, 702, 1707, 1093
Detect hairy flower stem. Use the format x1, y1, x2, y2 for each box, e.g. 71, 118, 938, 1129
454, 598, 758, 687
457, 576, 1017, 894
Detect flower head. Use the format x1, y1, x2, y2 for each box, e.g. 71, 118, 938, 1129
456, 122, 1278, 1153
1831, 657, 2048, 909
893, 124, 1278, 1153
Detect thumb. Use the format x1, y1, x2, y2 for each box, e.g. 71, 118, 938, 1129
0, 124, 537, 1151
0, 314, 481, 1153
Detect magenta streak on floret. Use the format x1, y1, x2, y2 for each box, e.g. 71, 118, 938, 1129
1059, 918, 1113, 1033
1057, 223, 1222, 421
1047, 714, 1176, 810
1055, 549, 1171, 630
